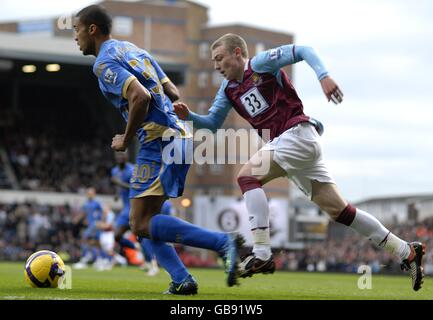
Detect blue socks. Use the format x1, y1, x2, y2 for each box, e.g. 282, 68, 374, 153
138, 237, 189, 283
150, 214, 228, 255
140, 238, 154, 262
118, 237, 136, 250
92, 247, 100, 261
134, 214, 230, 285
81, 244, 89, 258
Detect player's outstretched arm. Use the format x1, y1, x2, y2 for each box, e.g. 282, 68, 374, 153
293, 46, 329, 81
253, 45, 328, 81
293, 46, 343, 104
173, 82, 232, 133
320, 76, 344, 105
112, 80, 151, 152
173, 102, 190, 120
173, 101, 230, 133
259, 45, 343, 104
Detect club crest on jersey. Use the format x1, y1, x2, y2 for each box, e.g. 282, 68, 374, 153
104, 68, 118, 85
251, 73, 263, 86
269, 48, 283, 60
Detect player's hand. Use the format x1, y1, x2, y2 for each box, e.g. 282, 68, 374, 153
111, 134, 127, 152
320, 76, 344, 105
173, 102, 190, 120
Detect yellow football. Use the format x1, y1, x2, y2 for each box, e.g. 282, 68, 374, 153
24, 250, 66, 288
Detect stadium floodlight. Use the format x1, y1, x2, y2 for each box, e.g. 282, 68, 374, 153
46, 64, 61, 72
22, 65, 37, 73
181, 198, 192, 208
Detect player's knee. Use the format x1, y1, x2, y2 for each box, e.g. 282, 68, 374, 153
129, 218, 150, 238
327, 208, 343, 220
314, 198, 347, 220
237, 175, 262, 195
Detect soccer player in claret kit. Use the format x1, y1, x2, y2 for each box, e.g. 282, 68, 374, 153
174, 33, 426, 291
74, 5, 244, 295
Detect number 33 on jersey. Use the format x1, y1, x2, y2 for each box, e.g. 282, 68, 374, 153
240, 87, 270, 118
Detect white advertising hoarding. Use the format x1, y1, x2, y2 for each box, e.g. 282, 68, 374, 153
193, 195, 289, 247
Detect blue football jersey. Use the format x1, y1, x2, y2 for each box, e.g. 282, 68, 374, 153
82, 199, 103, 227
93, 39, 186, 146
111, 162, 134, 207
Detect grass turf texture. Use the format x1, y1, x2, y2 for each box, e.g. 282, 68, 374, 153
0, 262, 432, 300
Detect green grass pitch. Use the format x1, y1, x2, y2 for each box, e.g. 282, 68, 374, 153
1, 262, 432, 300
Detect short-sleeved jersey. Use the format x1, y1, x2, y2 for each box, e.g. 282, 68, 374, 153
82, 199, 103, 227
93, 39, 185, 146
111, 162, 134, 207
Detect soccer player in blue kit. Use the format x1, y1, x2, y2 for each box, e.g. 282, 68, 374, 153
174, 33, 426, 291
111, 151, 161, 275
111, 152, 158, 275
74, 5, 244, 294
73, 187, 104, 269
110, 152, 137, 251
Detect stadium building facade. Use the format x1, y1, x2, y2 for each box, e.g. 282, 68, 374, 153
0, 0, 295, 204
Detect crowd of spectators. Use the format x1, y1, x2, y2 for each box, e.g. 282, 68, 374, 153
1, 200, 432, 275
274, 220, 433, 275
0, 201, 83, 262
3, 130, 116, 195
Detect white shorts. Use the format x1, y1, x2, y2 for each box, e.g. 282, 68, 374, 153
262, 122, 335, 198
100, 231, 115, 253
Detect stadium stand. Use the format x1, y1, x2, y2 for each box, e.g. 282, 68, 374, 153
1, 200, 431, 274
0, 201, 82, 262
0, 161, 12, 189
4, 129, 115, 194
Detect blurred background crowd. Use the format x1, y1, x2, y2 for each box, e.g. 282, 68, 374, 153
2, 200, 432, 274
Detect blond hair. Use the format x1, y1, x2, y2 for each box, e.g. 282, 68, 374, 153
211, 33, 249, 58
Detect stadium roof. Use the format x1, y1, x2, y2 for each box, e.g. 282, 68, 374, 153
0, 31, 185, 70
354, 193, 433, 205
0, 31, 95, 65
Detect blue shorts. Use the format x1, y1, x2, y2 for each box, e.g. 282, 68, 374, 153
82, 226, 101, 240
129, 137, 191, 199
115, 205, 130, 228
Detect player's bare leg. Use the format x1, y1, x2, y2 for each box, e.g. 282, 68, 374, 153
237, 150, 286, 278
129, 196, 167, 239
114, 225, 129, 243
311, 180, 426, 291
